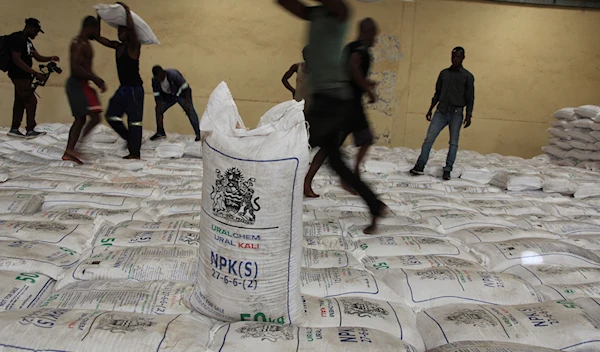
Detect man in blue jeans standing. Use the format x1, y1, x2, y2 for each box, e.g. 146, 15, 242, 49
410, 47, 475, 180
150, 65, 200, 141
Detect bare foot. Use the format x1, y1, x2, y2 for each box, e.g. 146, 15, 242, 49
341, 182, 358, 195
123, 155, 141, 160
364, 203, 391, 235
304, 184, 319, 198
62, 152, 83, 165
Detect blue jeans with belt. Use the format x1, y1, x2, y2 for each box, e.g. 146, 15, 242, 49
416, 107, 464, 172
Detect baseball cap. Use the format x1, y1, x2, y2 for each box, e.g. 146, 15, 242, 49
25, 18, 44, 33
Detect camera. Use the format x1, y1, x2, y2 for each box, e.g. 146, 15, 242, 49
44, 61, 63, 75
31, 62, 62, 95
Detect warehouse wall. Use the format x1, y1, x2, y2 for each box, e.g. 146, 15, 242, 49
0, 0, 599, 158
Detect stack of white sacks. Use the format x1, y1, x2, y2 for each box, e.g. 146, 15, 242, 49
544, 105, 600, 170
0, 88, 598, 351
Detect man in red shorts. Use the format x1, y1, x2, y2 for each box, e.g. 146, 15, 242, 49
63, 16, 106, 164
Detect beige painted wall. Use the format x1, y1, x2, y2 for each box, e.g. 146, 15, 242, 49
1, 0, 599, 158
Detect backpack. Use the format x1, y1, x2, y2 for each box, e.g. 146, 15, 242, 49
0, 34, 12, 72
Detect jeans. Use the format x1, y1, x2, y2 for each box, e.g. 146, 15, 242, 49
416, 107, 464, 172
11, 78, 37, 132
156, 91, 200, 137
106, 86, 144, 157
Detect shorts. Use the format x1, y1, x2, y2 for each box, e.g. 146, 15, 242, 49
340, 98, 374, 147
66, 77, 102, 118
305, 94, 350, 148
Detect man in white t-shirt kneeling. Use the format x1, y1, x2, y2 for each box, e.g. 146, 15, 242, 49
150, 65, 200, 141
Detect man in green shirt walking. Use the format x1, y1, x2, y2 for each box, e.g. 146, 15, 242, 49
277, 0, 388, 234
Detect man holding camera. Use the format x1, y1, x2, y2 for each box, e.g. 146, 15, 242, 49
7, 18, 59, 138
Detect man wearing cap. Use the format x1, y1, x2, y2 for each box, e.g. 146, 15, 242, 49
7, 18, 59, 138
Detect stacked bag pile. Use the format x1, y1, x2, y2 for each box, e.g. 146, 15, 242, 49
0, 82, 599, 351
544, 105, 600, 169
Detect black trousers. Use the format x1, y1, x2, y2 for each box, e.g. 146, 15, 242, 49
306, 94, 382, 216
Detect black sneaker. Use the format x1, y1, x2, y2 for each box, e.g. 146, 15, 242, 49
409, 165, 424, 176
195, 135, 201, 142
7, 129, 26, 138
150, 132, 166, 141
443, 171, 451, 181
25, 131, 46, 139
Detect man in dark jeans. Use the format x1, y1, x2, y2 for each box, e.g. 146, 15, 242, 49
278, 0, 388, 234
150, 65, 200, 141
410, 47, 475, 181
7, 18, 59, 138
95, 2, 144, 159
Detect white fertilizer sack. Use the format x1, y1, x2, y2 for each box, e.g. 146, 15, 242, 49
55, 246, 199, 290
561, 235, 600, 250
427, 341, 560, 352
0, 220, 90, 251
463, 200, 546, 216
39, 280, 193, 315
189, 83, 309, 325
104, 219, 200, 232
155, 141, 186, 159
377, 268, 543, 309
546, 128, 571, 140
0, 178, 78, 192
0, 271, 54, 311
0, 241, 79, 279
304, 220, 344, 237
0, 211, 95, 224
44, 207, 155, 223
361, 255, 486, 271
536, 282, 600, 301
94, 4, 160, 45
416, 298, 600, 351
301, 249, 361, 269
72, 181, 161, 198
300, 268, 401, 301
91, 223, 200, 248
42, 193, 142, 211
571, 118, 596, 129
0, 194, 43, 214
300, 295, 424, 351
470, 239, 600, 271
574, 105, 600, 120
449, 227, 561, 244
426, 213, 523, 233
208, 323, 419, 352
0, 309, 213, 351
523, 220, 600, 236
502, 265, 600, 286
354, 236, 475, 261
143, 199, 202, 216
303, 235, 358, 251
346, 224, 446, 240
553, 107, 579, 120
567, 128, 597, 143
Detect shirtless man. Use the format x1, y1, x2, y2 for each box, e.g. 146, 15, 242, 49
95, 2, 144, 159
282, 46, 311, 111
63, 16, 106, 164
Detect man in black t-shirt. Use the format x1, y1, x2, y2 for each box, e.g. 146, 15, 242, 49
7, 18, 59, 139
340, 18, 378, 192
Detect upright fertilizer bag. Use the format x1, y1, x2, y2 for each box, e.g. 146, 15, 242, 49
189, 82, 309, 325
